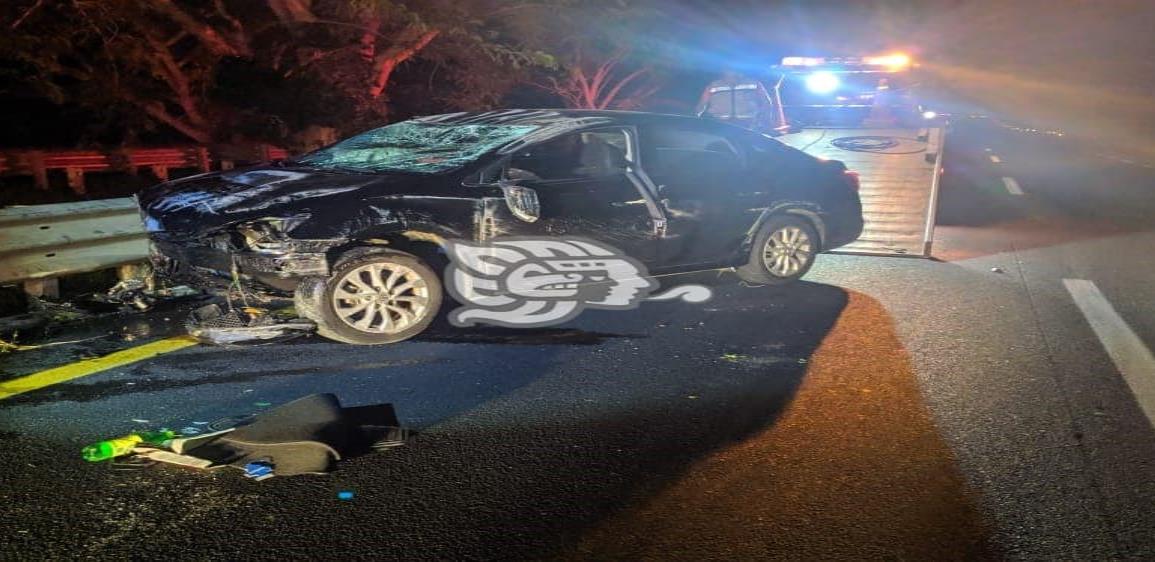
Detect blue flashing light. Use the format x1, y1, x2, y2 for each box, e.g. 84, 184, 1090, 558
805, 72, 840, 95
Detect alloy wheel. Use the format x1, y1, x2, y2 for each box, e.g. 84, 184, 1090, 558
762, 225, 813, 277
330, 262, 431, 334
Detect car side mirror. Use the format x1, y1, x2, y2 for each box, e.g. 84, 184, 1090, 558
501, 184, 540, 223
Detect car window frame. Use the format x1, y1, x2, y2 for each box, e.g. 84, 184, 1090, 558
498, 126, 638, 185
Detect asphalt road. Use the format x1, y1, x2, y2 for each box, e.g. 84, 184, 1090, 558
2, 117, 1154, 560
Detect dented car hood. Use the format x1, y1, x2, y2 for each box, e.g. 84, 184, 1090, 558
138, 165, 465, 240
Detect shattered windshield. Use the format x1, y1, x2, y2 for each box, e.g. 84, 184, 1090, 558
292, 121, 539, 174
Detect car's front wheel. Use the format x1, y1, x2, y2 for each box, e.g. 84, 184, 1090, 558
299, 250, 442, 345
735, 215, 819, 285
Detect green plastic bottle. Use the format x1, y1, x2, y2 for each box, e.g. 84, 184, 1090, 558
81, 430, 176, 462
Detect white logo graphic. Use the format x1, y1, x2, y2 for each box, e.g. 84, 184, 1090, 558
445, 237, 712, 327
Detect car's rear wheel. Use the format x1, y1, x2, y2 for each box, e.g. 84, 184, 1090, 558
735, 215, 819, 285
299, 250, 442, 345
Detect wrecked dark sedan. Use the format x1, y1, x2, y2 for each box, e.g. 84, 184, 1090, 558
139, 110, 863, 344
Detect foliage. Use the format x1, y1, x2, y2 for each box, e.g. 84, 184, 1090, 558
0, 0, 561, 145
527, 1, 667, 110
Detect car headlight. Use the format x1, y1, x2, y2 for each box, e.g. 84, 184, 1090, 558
236, 215, 309, 251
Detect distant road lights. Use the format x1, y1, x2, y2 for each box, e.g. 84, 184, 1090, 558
922, 110, 938, 120
805, 72, 840, 94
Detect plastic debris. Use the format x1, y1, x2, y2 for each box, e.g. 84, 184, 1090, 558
337, 491, 355, 500
141, 450, 216, 470
105, 280, 203, 311
186, 303, 314, 345
991, 267, 1005, 273
82, 430, 176, 462
243, 461, 276, 481
84, 395, 407, 481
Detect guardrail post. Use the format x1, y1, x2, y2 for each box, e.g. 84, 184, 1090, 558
150, 164, 170, 182
117, 263, 151, 285
66, 167, 86, 194
29, 151, 49, 190
195, 147, 211, 172
23, 278, 59, 299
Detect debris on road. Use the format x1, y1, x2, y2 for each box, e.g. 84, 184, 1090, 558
81, 429, 176, 462
1, 333, 108, 354
185, 303, 314, 345
83, 394, 409, 480
243, 461, 276, 481
140, 449, 216, 470
103, 279, 203, 311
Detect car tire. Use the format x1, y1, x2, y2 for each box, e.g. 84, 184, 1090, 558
302, 250, 443, 345
735, 214, 820, 285
293, 276, 326, 323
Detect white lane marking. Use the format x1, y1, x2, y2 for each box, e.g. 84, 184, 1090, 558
989, 154, 1002, 163
1063, 279, 1155, 427
1002, 177, 1024, 195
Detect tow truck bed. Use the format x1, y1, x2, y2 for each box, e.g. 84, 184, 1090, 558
778, 126, 945, 256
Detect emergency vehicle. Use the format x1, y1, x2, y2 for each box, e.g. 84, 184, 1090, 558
698, 54, 946, 256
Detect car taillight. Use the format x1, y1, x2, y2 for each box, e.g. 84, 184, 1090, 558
843, 170, 860, 192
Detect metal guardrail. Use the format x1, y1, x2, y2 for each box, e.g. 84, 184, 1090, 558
0, 198, 148, 287
0, 145, 290, 194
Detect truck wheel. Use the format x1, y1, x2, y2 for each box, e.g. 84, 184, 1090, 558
305, 250, 442, 345
735, 215, 819, 285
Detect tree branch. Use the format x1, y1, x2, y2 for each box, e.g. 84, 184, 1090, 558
10, 0, 45, 30
141, 101, 211, 143
599, 67, 648, 109
266, 0, 317, 25
212, 0, 247, 35
142, 34, 207, 127
144, 0, 251, 57
368, 28, 440, 99
359, 17, 381, 62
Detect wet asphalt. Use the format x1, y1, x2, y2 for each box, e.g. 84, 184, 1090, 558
2, 117, 1155, 560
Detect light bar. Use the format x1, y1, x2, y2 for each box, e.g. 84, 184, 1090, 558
781, 56, 825, 66
781, 53, 912, 69
864, 53, 911, 68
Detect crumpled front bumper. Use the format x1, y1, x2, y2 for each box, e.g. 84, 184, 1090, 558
150, 239, 330, 290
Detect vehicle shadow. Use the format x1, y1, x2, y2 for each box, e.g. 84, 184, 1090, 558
178, 280, 990, 559
0, 280, 994, 560
415, 325, 644, 346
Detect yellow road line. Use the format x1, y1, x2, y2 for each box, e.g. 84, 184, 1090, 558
0, 336, 198, 401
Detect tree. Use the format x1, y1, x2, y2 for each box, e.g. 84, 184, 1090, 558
525, 1, 665, 111
0, 0, 556, 144
543, 45, 660, 110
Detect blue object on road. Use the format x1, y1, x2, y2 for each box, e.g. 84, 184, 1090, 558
337, 491, 354, 500
243, 461, 275, 481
